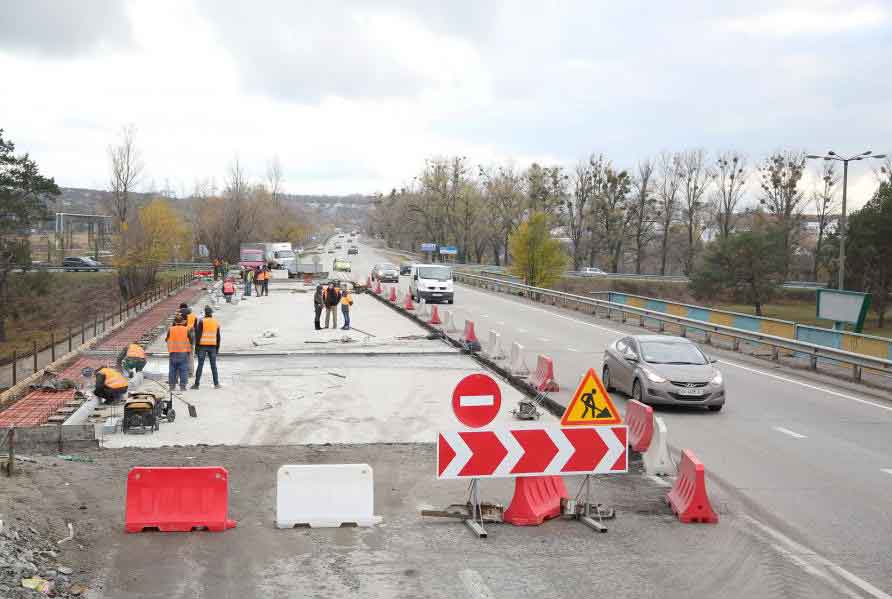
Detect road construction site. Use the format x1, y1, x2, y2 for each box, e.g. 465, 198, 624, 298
1, 235, 890, 598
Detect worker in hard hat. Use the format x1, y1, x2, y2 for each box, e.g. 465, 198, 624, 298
94, 365, 129, 404
165, 313, 194, 392
191, 305, 221, 389
116, 343, 147, 376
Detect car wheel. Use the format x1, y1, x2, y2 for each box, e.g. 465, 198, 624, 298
602, 365, 613, 391
632, 379, 643, 403
708, 405, 723, 412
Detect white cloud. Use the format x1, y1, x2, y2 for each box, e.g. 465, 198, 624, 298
718, 4, 888, 37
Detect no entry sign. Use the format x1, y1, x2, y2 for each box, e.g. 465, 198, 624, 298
452, 374, 501, 428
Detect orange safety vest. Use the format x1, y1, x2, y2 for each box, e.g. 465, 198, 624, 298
186, 313, 197, 330
167, 324, 191, 353
98, 367, 128, 390
199, 317, 219, 346
126, 343, 146, 359
340, 293, 353, 306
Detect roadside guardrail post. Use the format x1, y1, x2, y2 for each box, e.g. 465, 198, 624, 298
93, 316, 97, 337
639, 314, 646, 328
81, 323, 85, 344
51, 333, 55, 362
12, 350, 17, 385
68, 327, 73, 352
658, 320, 665, 333
33, 340, 38, 373
704, 332, 712, 345
809, 354, 817, 370
679, 326, 686, 338
853, 365, 862, 382
733, 337, 739, 351
771, 346, 779, 362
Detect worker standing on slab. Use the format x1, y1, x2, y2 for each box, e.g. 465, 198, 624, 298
340, 287, 353, 330
180, 303, 197, 378
192, 305, 221, 389
165, 314, 193, 392
94, 366, 128, 404
212, 257, 221, 280
323, 281, 341, 329
116, 343, 146, 375
313, 284, 324, 330
261, 265, 271, 296
253, 266, 263, 297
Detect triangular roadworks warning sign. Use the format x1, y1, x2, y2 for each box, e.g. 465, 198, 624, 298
561, 368, 622, 426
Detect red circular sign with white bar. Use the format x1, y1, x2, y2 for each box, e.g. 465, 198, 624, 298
451, 373, 502, 428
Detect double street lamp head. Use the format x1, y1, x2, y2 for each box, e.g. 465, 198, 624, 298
806, 150, 887, 162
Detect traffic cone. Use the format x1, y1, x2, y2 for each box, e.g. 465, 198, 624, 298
404, 291, 415, 310
428, 305, 442, 325
366, 275, 371, 287
388, 286, 398, 302
461, 320, 482, 352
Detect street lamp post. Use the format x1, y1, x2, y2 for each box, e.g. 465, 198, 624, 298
805, 150, 887, 289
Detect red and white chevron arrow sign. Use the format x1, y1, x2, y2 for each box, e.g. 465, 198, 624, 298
437, 426, 627, 479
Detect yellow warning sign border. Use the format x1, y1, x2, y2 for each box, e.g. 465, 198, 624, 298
560, 368, 622, 426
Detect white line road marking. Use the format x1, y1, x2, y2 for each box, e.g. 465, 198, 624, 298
459, 394, 495, 407
517, 328, 527, 333
741, 514, 892, 599
496, 321, 505, 326
458, 569, 497, 599
567, 347, 579, 352
881, 468, 892, 476
773, 426, 807, 439
539, 337, 550, 342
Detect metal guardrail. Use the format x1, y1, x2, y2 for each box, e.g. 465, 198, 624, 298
455, 272, 892, 381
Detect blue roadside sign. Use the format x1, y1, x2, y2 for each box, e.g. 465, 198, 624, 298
421, 243, 437, 252
440, 246, 458, 255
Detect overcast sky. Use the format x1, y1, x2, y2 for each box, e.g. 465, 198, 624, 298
1, 0, 889, 207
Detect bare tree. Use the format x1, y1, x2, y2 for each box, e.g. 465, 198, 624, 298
811, 162, 838, 282
655, 152, 682, 275
759, 150, 807, 277
876, 156, 892, 187
107, 124, 143, 228
592, 163, 632, 272
679, 149, 712, 275
564, 155, 603, 270
266, 155, 284, 207
712, 151, 747, 239
223, 157, 255, 258
480, 165, 526, 265
628, 159, 657, 274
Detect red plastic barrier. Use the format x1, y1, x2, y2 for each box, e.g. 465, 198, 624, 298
302, 273, 313, 284
429, 305, 442, 325
366, 275, 371, 287
125, 467, 238, 533
388, 286, 398, 302
531, 355, 559, 392
503, 476, 569, 526
461, 320, 482, 351
626, 399, 654, 452
374, 281, 382, 295
403, 291, 415, 310
666, 450, 718, 524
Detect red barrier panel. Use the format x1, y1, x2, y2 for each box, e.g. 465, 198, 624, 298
374, 281, 382, 295
403, 291, 415, 310
366, 275, 371, 287
503, 476, 569, 526
626, 399, 654, 452
461, 320, 482, 351
666, 450, 718, 524
302, 273, 313, 284
125, 467, 238, 533
530, 355, 559, 392
388, 286, 398, 302
429, 305, 442, 325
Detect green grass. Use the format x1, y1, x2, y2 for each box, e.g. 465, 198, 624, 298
715, 302, 892, 339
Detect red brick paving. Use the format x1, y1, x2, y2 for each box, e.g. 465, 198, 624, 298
0, 388, 77, 427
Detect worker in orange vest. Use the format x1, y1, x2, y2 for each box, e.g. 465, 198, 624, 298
94, 366, 128, 404
212, 257, 221, 281
179, 303, 197, 379
165, 313, 193, 391
191, 306, 221, 389
253, 266, 264, 296
116, 342, 146, 375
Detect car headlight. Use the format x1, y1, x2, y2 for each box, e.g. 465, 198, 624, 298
642, 368, 667, 384
711, 370, 723, 385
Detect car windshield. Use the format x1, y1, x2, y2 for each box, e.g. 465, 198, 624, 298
639, 341, 706, 365
417, 266, 451, 280
240, 251, 262, 260
380, 264, 396, 271
275, 250, 294, 259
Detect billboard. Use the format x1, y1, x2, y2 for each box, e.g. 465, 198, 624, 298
420, 243, 437, 252
439, 246, 457, 255
816, 289, 871, 332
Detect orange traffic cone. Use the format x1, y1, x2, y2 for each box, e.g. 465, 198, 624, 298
404, 291, 415, 310
429, 305, 442, 325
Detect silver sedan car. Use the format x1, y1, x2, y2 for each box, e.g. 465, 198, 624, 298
602, 335, 725, 411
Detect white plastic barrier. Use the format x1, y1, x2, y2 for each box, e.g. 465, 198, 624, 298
276, 464, 382, 528
486, 330, 507, 361
643, 416, 674, 476
509, 341, 530, 376
417, 298, 429, 318
443, 310, 459, 333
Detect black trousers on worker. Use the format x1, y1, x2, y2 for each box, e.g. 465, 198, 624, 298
262, 279, 269, 296
314, 304, 323, 329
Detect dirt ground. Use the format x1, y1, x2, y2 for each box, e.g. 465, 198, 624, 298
0, 444, 848, 599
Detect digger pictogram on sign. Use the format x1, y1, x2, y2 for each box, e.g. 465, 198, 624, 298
560, 368, 622, 426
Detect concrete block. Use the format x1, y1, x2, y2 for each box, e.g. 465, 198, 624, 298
276, 464, 382, 528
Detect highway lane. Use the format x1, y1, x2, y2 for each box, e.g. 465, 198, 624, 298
351, 239, 892, 594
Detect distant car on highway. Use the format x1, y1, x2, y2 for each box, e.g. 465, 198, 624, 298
333, 258, 351, 272
347, 246, 358, 255
399, 262, 413, 276
602, 335, 725, 411
371, 263, 399, 283
63, 256, 102, 272
580, 267, 607, 276
334, 244, 342, 250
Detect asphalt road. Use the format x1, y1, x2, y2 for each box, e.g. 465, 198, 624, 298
349, 238, 892, 596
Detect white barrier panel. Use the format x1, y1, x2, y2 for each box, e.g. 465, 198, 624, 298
276, 464, 382, 528
486, 330, 507, 361
443, 310, 459, 333
509, 342, 530, 376
418, 299, 428, 318
643, 416, 674, 476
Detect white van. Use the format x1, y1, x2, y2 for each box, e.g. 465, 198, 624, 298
409, 263, 454, 304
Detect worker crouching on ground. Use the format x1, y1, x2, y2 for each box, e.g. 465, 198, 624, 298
340, 287, 353, 330
94, 366, 128, 404
323, 282, 341, 328
314, 284, 324, 330
166, 313, 193, 391
192, 305, 221, 389
222, 276, 236, 302
117, 343, 146, 376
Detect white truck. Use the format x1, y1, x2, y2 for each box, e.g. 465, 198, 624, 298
409, 263, 454, 304
262, 242, 295, 270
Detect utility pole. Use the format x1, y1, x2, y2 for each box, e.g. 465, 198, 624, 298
806, 150, 887, 289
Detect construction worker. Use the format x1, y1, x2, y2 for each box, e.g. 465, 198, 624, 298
116, 343, 147, 376
323, 281, 341, 328
212, 257, 221, 280
253, 266, 263, 296
340, 287, 353, 330
191, 306, 221, 389
261, 265, 270, 296
165, 313, 193, 391
179, 303, 197, 378
313, 284, 324, 330
94, 365, 128, 404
